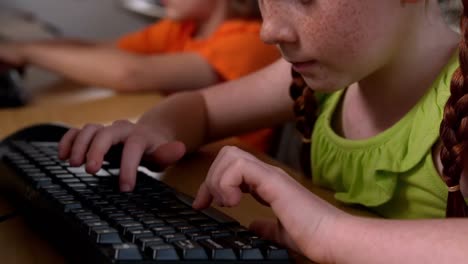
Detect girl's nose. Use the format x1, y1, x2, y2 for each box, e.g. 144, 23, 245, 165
260, 15, 297, 45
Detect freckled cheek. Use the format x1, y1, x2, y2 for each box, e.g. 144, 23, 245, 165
302, 20, 359, 64
324, 21, 373, 69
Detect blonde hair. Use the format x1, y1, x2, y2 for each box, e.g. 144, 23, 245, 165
228, 0, 261, 20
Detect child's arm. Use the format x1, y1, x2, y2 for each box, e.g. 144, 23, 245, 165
59, 59, 294, 190
0, 40, 219, 92
193, 146, 468, 264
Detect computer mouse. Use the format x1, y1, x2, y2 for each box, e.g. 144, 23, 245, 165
0, 68, 28, 108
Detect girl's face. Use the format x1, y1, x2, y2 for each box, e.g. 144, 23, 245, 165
162, 0, 218, 20
259, 0, 416, 92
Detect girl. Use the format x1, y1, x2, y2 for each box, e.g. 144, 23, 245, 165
58, 0, 468, 262
0, 0, 279, 93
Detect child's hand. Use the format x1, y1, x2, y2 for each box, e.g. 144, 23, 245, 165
0, 43, 26, 67
58, 120, 186, 192
193, 146, 347, 262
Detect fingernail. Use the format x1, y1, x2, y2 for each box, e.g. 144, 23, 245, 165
120, 184, 132, 192
70, 156, 79, 166
192, 198, 199, 209
87, 160, 96, 169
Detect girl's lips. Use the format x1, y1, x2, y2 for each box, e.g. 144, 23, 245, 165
291, 60, 317, 72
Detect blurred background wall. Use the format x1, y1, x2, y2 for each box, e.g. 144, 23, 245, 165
0, 0, 153, 40
0, 0, 160, 90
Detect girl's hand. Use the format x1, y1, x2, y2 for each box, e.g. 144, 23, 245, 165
58, 120, 186, 192
0, 43, 26, 67
193, 146, 348, 263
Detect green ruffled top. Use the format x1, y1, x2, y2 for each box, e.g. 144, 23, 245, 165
311, 55, 459, 219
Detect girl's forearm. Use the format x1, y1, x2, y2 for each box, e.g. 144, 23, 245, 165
19, 40, 144, 91
137, 91, 209, 153
270, 182, 468, 263
328, 216, 468, 264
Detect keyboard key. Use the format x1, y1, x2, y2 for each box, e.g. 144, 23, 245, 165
30, 176, 53, 187
90, 228, 122, 244
199, 238, 237, 260
165, 218, 187, 227
247, 235, 269, 247
229, 226, 254, 237
117, 222, 143, 233
55, 174, 74, 179
264, 244, 290, 260
125, 229, 154, 243
176, 225, 200, 234
67, 166, 110, 177
57, 200, 82, 212
152, 226, 175, 236
140, 217, 165, 228
210, 229, 232, 238
109, 243, 142, 260
217, 237, 264, 260
83, 220, 109, 234
108, 168, 120, 176
136, 237, 164, 250
62, 178, 80, 183
173, 240, 208, 260
161, 233, 186, 243
146, 244, 179, 260
186, 232, 211, 241
187, 215, 210, 225
198, 222, 219, 231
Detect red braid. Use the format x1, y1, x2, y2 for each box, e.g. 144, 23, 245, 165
439, 0, 468, 217
290, 69, 318, 177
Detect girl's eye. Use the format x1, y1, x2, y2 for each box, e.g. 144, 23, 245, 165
299, 0, 313, 5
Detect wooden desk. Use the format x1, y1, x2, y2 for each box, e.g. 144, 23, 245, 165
0, 81, 163, 139
0, 82, 375, 263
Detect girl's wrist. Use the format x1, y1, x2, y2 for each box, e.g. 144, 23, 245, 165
318, 213, 355, 263
270, 180, 351, 263
319, 214, 369, 264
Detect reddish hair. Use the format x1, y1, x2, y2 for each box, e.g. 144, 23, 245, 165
290, 69, 317, 177
291, 0, 468, 217
439, 0, 468, 217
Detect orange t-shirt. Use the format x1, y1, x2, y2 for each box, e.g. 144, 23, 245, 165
118, 19, 281, 153
118, 19, 280, 81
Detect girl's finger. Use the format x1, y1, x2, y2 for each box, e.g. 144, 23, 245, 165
218, 157, 281, 207
69, 124, 103, 166
58, 128, 80, 160
207, 146, 258, 203
119, 135, 149, 192
204, 146, 232, 202
192, 182, 214, 209
86, 121, 134, 173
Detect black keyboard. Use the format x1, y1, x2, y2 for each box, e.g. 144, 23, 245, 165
0, 126, 291, 264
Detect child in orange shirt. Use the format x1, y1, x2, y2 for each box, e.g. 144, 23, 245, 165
0, 0, 280, 152
0, 0, 279, 93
